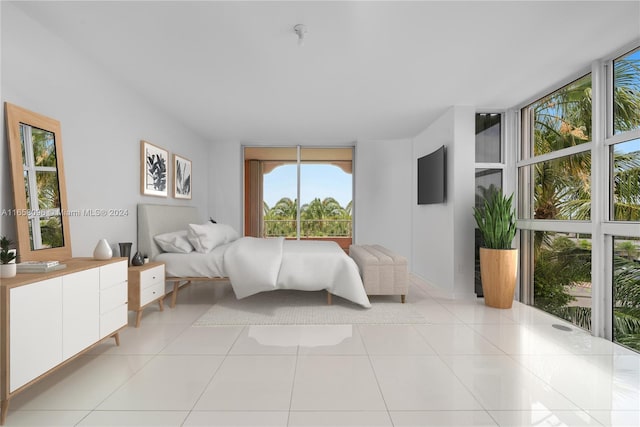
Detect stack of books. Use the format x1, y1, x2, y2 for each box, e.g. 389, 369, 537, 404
16, 260, 67, 273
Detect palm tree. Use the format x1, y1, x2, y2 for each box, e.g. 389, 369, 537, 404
532, 58, 640, 222
613, 150, 640, 220
613, 55, 640, 133
263, 198, 298, 237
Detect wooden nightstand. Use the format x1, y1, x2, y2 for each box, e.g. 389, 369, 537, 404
127, 262, 165, 327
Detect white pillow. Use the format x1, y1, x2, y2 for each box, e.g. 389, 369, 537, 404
187, 223, 226, 253
154, 230, 194, 253
220, 223, 240, 243
187, 222, 240, 253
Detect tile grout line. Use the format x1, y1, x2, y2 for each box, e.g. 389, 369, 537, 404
285, 340, 301, 426
181, 323, 245, 426
357, 323, 396, 427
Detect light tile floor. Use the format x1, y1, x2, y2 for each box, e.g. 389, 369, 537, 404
4, 278, 640, 426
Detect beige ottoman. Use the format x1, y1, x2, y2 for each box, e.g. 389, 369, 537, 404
349, 244, 409, 303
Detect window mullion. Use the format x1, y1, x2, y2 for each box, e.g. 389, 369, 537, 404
591, 58, 608, 339
296, 145, 301, 240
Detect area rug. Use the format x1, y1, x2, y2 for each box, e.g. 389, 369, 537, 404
193, 290, 430, 326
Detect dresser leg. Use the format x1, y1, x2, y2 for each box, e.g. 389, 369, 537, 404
327, 292, 332, 305
401, 294, 406, 304
158, 297, 165, 312
135, 310, 143, 328
1, 398, 9, 425
113, 332, 120, 346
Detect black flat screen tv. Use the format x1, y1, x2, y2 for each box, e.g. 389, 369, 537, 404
417, 145, 446, 205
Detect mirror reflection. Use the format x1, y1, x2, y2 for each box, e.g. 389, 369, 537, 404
20, 124, 64, 250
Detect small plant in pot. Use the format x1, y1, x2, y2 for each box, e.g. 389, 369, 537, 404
473, 186, 518, 308
1, 236, 18, 279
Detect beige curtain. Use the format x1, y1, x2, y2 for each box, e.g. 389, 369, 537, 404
247, 160, 263, 237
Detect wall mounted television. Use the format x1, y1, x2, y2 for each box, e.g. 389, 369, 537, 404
417, 145, 446, 205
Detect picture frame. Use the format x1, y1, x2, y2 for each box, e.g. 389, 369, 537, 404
140, 140, 168, 197
173, 153, 192, 199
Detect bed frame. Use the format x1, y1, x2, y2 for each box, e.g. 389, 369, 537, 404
137, 203, 228, 308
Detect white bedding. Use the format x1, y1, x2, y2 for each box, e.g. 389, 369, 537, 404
277, 240, 371, 308
157, 237, 371, 308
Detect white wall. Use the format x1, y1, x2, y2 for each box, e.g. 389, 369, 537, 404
208, 141, 243, 232
412, 106, 476, 298
354, 139, 412, 265
1, 2, 210, 257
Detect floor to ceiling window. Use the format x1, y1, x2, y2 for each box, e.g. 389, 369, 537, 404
518, 46, 640, 350
610, 47, 640, 351
243, 147, 354, 251
519, 73, 594, 331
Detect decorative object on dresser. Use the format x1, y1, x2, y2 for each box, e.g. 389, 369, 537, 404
0, 236, 17, 279
127, 261, 165, 327
173, 153, 192, 199
93, 238, 113, 260
131, 251, 144, 266
118, 242, 132, 265
15, 260, 66, 273
349, 244, 409, 303
0, 258, 128, 425
140, 140, 168, 197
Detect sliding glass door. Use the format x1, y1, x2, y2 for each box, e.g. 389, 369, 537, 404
244, 147, 353, 250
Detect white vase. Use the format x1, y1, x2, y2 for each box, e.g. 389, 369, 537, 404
93, 238, 112, 260
0, 263, 17, 278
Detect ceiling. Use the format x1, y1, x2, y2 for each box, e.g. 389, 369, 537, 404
12, 1, 640, 144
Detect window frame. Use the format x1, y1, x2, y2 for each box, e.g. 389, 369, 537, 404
515, 41, 640, 342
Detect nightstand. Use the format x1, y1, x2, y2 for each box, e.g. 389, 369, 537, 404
127, 262, 165, 327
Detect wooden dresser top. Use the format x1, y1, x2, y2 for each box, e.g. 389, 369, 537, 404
1, 257, 127, 289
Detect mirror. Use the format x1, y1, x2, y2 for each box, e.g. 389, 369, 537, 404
5, 102, 71, 261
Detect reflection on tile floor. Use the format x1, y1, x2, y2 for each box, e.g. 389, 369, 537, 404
4, 277, 640, 426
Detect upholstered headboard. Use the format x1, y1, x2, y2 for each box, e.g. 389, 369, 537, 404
137, 204, 202, 260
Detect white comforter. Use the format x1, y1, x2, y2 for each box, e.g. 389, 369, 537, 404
224, 237, 371, 308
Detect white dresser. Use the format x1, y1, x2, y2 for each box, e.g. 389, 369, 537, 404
0, 258, 128, 425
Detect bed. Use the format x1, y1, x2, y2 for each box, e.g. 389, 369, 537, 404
137, 204, 371, 308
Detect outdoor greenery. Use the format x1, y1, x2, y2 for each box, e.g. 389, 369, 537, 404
263, 197, 352, 238
528, 50, 640, 350
24, 126, 64, 249
533, 235, 591, 315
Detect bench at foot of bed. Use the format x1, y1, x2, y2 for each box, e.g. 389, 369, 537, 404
349, 244, 409, 303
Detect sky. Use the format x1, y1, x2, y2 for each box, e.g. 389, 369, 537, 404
263, 164, 352, 208
616, 138, 640, 154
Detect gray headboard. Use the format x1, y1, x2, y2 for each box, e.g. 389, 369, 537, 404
137, 204, 202, 260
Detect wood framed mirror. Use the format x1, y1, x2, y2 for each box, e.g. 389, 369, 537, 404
5, 102, 72, 261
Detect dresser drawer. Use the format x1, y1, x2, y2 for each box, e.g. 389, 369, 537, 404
100, 281, 127, 314
100, 261, 127, 289
100, 304, 127, 338
140, 265, 164, 288
140, 281, 164, 306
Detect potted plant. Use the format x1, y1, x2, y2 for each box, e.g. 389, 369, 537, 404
1, 236, 17, 278
473, 186, 518, 308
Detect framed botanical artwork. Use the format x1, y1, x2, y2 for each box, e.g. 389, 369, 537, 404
140, 140, 168, 197
173, 153, 192, 199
